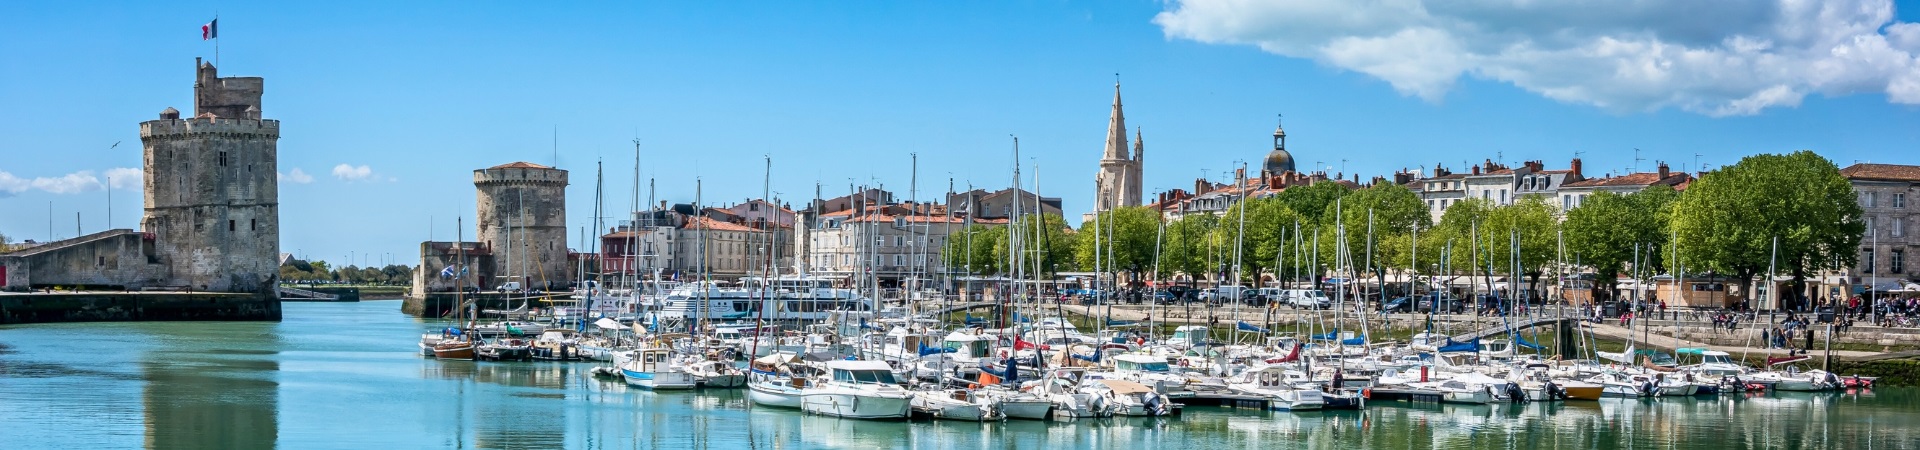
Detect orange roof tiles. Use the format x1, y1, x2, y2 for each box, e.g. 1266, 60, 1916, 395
1841, 163, 1920, 182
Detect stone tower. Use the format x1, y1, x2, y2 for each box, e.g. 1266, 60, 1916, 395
1094, 82, 1143, 212
474, 162, 570, 290
138, 58, 280, 292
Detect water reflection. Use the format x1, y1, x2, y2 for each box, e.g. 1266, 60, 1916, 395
4, 302, 1920, 449
140, 327, 280, 449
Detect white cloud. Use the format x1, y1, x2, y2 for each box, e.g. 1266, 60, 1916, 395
0, 171, 28, 196
1154, 0, 1920, 116
29, 170, 103, 194
104, 168, 142, 189
332, 164, 375, 182
282, 168, 314, 184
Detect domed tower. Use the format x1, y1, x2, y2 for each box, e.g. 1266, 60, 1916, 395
139, 58, 280, 293
1263, 117, 1296, 176
474, 162, 570, 290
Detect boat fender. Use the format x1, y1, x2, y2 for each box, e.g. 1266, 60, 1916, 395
1361, 387, 1372, 399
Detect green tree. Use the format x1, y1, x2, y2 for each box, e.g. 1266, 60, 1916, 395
1670, 150, 1864, 308
1481, 198, 1560, 301
1210, 198, 1305, 286
1271, 180, 1352, 226
1160, 214, 1218, 286
1001, 213, 1078, 276
1564, 187, 1680, 300
943, 225, 1005, 276
1076, 207, 1161, 284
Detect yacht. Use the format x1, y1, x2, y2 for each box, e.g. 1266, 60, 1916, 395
1034, 367, 1113, 419
1082, 379, 1177, 417
911, 387, 999, 421
680, 358, 746, 388
799, 360, 913, 420
655, 277, 876, 323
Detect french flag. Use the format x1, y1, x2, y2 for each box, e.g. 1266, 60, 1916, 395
202, 19, 217, 40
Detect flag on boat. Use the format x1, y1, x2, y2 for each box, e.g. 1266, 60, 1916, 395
202, 19, 217, 40
440, 265, 455, 278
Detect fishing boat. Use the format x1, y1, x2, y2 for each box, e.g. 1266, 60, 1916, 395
621, 347, 697, 390
799, 360, 913, 420
476, 337, 532, 361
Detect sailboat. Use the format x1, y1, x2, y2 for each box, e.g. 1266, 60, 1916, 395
432, 217, 478, 360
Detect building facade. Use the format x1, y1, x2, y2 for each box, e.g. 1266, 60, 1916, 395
1843, 163, 1920, 285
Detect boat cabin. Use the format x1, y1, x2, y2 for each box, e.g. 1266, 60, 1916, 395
1112, 354, 1174, 374
825, 360, 900, 385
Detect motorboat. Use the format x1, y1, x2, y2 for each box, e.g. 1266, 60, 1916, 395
911, 387, 1000, 421
476, 337, 533, 361
1033, 367, 1112, 419
1108, 353, 1196, 399
975, 385, 1052, 420
530, 329, 582, 361
1082, 379, 1176, 417
1226, 365, 1325, 411
472, 321, 548, 336
419, 333, 445, 357
1164, 326, 1211, 350
1407, 376, 1499, 404
799, 360, 913, 420
681, 358, 746, 388
620, 348, 697, 390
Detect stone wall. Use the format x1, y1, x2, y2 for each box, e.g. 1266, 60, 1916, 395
0, 291, 280, 324
474, 165, 571, 289
0, 230, 166, 290
410, 241, 495, 296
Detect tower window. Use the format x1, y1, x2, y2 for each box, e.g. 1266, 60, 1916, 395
229, 220, 236, 231
219, 151, 228, 166
251, 219, 257, 231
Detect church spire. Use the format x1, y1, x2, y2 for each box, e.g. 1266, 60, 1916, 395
1132, 126, 1143, 161
1104, 78, 1128, 160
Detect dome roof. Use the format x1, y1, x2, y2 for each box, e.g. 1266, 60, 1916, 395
1264, 148, 1296, 175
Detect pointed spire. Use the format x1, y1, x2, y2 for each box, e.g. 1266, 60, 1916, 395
1132, 126, 1143, 161
1104, 76, 1128, 160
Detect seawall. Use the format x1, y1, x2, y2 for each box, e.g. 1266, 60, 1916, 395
0, 291, 282, 324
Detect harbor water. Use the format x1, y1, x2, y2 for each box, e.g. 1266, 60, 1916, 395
2, 300, 1917, 449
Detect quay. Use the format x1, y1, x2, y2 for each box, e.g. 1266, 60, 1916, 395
0, 290, 280, 325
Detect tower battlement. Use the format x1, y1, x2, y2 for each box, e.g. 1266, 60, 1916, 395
139, 118, 281, 139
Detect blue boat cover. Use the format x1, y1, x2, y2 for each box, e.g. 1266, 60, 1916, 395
1236, 321, 1271, 333
1437, 338, 1480, 353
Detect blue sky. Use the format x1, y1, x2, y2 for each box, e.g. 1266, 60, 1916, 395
3, 1, 1918, 267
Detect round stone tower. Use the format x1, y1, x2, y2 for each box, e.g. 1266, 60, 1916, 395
474, 162, 570, 290
138, 58, 280, 292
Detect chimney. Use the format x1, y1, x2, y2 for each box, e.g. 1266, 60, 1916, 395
1195, 178, 1208, 194
1658, 162, 1670, 179
1526, 160, 1543, 172
1570, 158, 1583, 179
1472, 165, 1481, 176
1236, 168, 1247, 181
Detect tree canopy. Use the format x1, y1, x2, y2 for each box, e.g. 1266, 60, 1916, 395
1669, 150, 1863, 304
1564, 187, 1679, 295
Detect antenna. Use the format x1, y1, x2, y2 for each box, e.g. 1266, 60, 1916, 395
1633, 148, 1644, 173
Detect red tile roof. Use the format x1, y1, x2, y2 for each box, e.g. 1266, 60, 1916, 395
1561, 172, 1690, 188
682, 216, 761, 232
1841, 163, 1920, 182
488, 161, 553, 170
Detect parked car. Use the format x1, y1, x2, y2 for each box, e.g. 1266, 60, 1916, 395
1199, 286, 1256, 305
1277, 289, 1333, 309
1381, 296, 1415, 313
1152, 290, 1180, 305
1416, 295, 1468, 314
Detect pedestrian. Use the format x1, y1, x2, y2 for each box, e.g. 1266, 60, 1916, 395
1761, 328, 1770, 348
1659, 300, 1668, 320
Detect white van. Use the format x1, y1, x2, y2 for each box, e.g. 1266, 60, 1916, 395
1279, 289, 1332, 309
